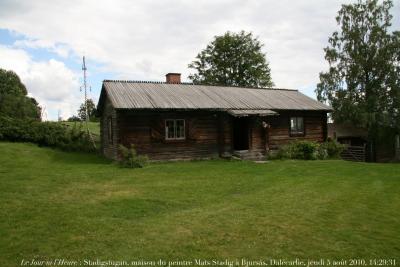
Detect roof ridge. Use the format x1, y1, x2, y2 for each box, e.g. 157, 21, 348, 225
102, 79, 298, 91
103, 80, 194, 85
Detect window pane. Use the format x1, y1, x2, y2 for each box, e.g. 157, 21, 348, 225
166, 120, 175, 139
290, 117, 304, 134
290, 117, 296, 130
297, 117, 304, 132
165, 119, 185, 140
176, 120, 185, 138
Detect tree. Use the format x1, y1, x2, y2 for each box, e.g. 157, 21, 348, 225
188, 31, 274, 88
316, 0, 400, 161
0, 68, 41, 120
67, 115, 81, 122
78, 99, 97, 121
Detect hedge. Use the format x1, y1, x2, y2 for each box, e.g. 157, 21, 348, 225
0, 116, 95, 152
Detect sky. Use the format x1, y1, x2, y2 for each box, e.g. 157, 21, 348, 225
0, 0, 399, 120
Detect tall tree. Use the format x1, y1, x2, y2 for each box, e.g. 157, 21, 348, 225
0, 68, 41, 120
316, 0, 400, 161
188, 31, 274, 88
78, 99, 97, 121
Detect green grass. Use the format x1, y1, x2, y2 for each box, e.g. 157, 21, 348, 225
62, 121, 100, 136
0, 142, 399, 266
62, 121, 100, 147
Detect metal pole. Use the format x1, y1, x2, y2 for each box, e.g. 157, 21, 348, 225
82, 56, 89, 123
82, 56, 96, 149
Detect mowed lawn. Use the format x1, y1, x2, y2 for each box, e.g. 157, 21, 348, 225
0, 142, 399, 266
62, 121, 100, 135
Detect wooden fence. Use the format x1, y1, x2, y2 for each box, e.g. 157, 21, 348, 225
341, 145, 366, 162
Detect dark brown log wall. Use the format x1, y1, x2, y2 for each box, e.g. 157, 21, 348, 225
100, 98, 119, 159
218, 113, 233, 154
117, 110, 221, 160
250, 118, 267, 153
266, 111, 327, 150
100, 106, 328, 160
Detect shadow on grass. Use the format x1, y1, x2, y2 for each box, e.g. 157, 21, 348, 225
48, 147, 112, 165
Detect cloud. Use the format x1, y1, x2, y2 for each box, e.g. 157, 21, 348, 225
0, 0, 398, 102
14, 39, 70, 58
0, 45, 81, 120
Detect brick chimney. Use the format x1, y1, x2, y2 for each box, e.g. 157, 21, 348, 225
166, 73, 181, 84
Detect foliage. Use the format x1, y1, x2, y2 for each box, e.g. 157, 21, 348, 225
118, 144, 149, 168
316, 0, 400, 159
78, 98, 98, 122
275, 140, 319, 160
274, 142, 295, 160
0, 116, 95, 152
273, 140, 344, 160
67, 115, 81, 122
316, 145, 329, 160
62, 121, 100, 149
62, 121, 100, 136
0, 68, 41, 120
188, 31, 273, 88
295, 141, 319, 160
320, 139, 345, 159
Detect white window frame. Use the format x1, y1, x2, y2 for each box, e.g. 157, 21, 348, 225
165, 119, 186, 140
290, 117, 304, 135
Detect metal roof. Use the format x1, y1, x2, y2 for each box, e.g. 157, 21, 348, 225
100, 80, 332, 111
227, 109, 278, 117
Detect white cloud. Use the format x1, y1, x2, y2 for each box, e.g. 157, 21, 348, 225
0, 45, 81, 120
14, 39, 70, 58
0, 0, 398, 99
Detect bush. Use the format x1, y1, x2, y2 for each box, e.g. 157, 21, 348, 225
295, 141, 318, 160
67, 115, 81, 122
272, 140, 343, 160
320, 139, 345, 158
316, 145, 329, 160
118, 144, 148, 168
274, 140, 318, 160
0, 116, 95, 152
274, 143, 297, 159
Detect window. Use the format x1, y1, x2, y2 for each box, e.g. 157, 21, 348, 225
165, 119, 185, 140
107, 117, 113, 144
290, 117, 304, 135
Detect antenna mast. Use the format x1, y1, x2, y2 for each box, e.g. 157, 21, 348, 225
81, 56, 96, 149
82, 56, 89, 122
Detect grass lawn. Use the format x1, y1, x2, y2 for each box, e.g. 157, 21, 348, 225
62, 121, 100, 147
0, 142, 399, 266
62, 121, 100, 136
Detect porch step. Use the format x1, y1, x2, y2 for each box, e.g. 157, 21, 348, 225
232, 150, 265, 161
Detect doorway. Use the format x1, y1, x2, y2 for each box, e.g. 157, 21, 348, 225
233, 117, 249, 150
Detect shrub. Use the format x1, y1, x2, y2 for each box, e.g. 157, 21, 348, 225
118, 144, 148, 168
0, 116, 95, 152
273, 140, 332, 160
274, 143, 297, 159
316, 145, 329, 160
320, 139, 345, 159
293, 141, 318, 160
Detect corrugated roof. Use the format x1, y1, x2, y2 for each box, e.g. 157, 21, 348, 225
328, 123, 367, 138
100, 80, 332, 111
228, 109, 278, 117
